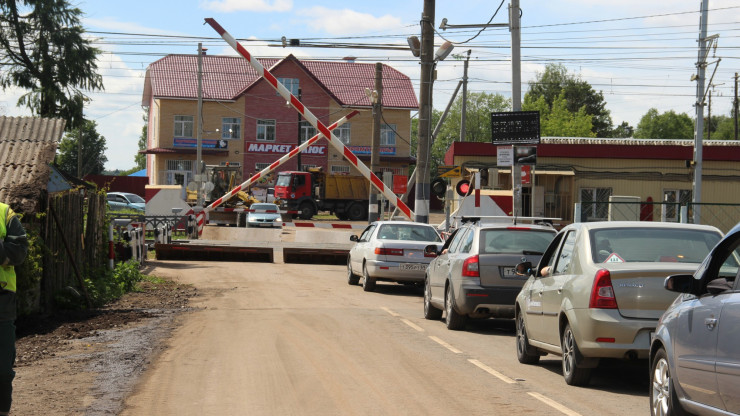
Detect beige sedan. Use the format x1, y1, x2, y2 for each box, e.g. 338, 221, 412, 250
514, 221, 723, 386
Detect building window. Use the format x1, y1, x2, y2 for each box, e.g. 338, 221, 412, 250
663, 189, 692, 221
167, 160, 193, 171
165, 159, 193, 186
580, 187, 612, 221
277, 78, 299, 96
301, 164, 316, 171
300, 120, 317, 143
380, 166, 404, 176
174, 115, 194, 138
335, 123, 351, 144
257, 119, 276, 141
381, 123, 396, 146
222, 117, 241, 140
255, 163, 270, 172
331, 165, 350, 175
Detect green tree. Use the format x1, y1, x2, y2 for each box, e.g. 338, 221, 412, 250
55, 120, 107, 177
135, 112, 148, 169
634, 108, 694, 140
432, 91, 510, 159
525, 63, 622, 137
706, 114, 736, 140
611, 121, 634, 138
0, 0, 103, 130
523, 93, 595, 137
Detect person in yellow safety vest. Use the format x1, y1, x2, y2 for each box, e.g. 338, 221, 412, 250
0, 202, 28, 416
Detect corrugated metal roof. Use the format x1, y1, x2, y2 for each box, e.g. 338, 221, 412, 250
541, 137, 740, 147
145, 54, 418, 109
0, 116, 65, 213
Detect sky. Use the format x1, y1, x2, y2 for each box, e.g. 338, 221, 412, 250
1, 0, 739, 170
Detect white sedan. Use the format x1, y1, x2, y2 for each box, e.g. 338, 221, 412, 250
246, 203, 282, 228
347, 221, 443, 292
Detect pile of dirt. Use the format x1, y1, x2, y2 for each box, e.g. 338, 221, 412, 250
12, 277, 198, 415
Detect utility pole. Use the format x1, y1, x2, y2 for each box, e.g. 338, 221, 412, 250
77, 129, 82, 178
369, 63, 383, 223
692, 0, 709, 224
196, 42, 204, 207
296, 88, 302, 171
414, 0, 435, 224
708, 90, 712, 140
460, 49, 471, 142
510, 0, 521, 111
510, 0, 523, 217
734, 72, 738, 140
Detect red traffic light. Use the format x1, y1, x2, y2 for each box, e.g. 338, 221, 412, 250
455, 179, 471, 197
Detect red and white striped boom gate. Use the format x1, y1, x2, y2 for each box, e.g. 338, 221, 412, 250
195, 110, 358, 235
202, 18, 415, 226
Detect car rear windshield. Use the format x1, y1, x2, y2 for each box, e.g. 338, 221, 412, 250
480, 229, 555, 254
589, 227, 722, 263
251, 204, 278, 211
377, 224, 441, 242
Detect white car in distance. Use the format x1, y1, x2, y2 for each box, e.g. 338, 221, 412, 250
348, 221, 443, 292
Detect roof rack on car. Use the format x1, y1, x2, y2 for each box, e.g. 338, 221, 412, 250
454, 215, 560, 226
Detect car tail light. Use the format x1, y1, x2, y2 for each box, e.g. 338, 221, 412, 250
589, 269, 618, 309
462, 255, 480, 277
375, 247, 404, 256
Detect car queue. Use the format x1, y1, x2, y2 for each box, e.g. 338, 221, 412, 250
347, 218, 740, 416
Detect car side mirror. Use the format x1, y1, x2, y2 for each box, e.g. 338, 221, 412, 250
350, 235, 359, 242
664, 274, 694, 294
424, 244, 439, 257
516, 261, 534, 277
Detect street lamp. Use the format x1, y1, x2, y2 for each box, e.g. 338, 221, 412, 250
411, 14, 455, 223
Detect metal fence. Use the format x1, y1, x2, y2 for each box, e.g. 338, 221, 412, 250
685, 203, 740, 234
107, 213, 198, 240
574, 201, 740, 233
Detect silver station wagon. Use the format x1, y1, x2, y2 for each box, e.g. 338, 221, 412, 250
515, 221, 723, 386
423, 218, 556, 330
348, 221, 443, 292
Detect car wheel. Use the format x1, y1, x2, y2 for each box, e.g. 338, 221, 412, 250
362, 263, 376, 292
423, 276, 442, 320
444, 284, 467, 330
651, 347, 688, 416
516, 312, 540, 364
347, 259, 360, 285
561, 324, 592, 386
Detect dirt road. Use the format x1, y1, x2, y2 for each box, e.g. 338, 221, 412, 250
119, 260, 649, 416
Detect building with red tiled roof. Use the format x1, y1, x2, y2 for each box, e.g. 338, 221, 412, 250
141, 53, 418, 194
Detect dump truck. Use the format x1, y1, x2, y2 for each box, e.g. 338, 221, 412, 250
187, 165, 260, 226
274, 167, 369, 220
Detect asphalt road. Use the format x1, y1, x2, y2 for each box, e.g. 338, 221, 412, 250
120, 257, 649, 416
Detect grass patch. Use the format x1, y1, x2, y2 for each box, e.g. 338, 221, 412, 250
314, 213, 339, 220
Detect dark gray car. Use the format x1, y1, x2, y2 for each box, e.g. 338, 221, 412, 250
423, 218, 556, 330
650, 222, 740, 416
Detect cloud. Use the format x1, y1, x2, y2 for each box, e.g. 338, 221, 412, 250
297, 6, 403, 35
84, 17, 188, 37
200, 0, 292, 13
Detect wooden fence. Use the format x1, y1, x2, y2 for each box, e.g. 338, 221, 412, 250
37, 190, 107, 312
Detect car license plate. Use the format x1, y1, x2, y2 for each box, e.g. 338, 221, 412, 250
400, 263, 426, 271
501, 267, 518, 278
